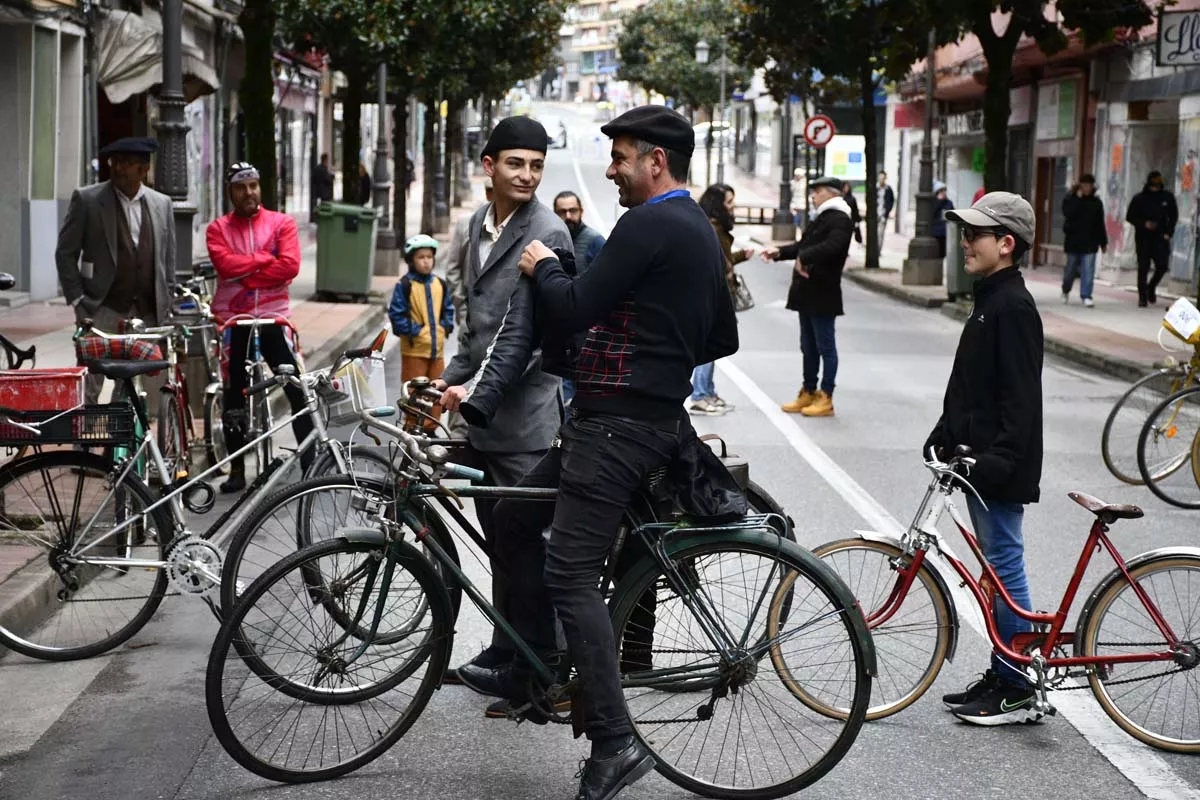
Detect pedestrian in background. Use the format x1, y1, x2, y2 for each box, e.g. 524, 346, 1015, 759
932, 181, 955, 259
842, 180, 862, 244
765, 175, 854, 418
552, 189, 606, 407
390, 234, 455, 429
311, 153, 334, 213
1061, 174, 1107, 307
691, 182, 752, 416
876, 171, 895, 247
357, 162, 372, 205
1125, 170, 1177, 307
930, 191, 1044, 725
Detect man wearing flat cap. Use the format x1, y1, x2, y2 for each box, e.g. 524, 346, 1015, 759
431, 116, 573, 685
451, 104, 737, 800
55, 136, 177, 402
764, 174, 855, 417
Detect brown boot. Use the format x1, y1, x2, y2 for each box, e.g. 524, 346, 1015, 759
781, 389, 817, 413
800, 391, 834, 417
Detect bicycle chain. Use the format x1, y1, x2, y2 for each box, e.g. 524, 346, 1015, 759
61, 591, 181, 603
1042, 641, 1189, 691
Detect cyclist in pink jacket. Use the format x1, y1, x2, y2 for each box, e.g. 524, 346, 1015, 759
205, 162, 309, 492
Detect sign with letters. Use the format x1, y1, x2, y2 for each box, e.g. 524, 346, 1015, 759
1158, 11, 1200, 67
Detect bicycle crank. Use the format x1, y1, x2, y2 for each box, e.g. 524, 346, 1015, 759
166, 536, 224, 597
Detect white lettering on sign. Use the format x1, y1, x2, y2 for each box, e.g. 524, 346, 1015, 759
1158, 11, 1200, 66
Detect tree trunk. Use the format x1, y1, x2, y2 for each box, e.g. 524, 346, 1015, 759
341, 67, 366, 204
861, 62, 879, 269
393, 95, 409, 243
238, 0, 277, 210
421, 97, 436, 234
978, 26, 1020, 193
705, 105, 714, 188
445, 98, 460, 207
448, 98, 466, 207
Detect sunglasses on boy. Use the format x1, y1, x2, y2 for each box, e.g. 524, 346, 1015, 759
960, 225, 1012, 244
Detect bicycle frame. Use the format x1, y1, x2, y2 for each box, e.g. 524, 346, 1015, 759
880, 468, 1183, 673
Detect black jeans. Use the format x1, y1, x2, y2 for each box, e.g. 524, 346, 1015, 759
1136, 236, 1171, 302
493, 412, 678, 740
224, 325, 313, 470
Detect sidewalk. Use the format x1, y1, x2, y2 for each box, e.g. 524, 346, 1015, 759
719, 162, 1190, 385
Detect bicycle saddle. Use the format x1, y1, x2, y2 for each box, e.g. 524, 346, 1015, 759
1069, 491, 1144, 522
82, 359, 170, 379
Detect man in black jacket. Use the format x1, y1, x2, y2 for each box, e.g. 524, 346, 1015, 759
1125, 170, 1178, 306
928, 192, 1045, 726
1061, 174, 1107, 307
764, 175, 854, 417
450, 105, 737, 800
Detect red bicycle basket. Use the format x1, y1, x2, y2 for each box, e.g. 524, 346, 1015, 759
0, 367, 87, 411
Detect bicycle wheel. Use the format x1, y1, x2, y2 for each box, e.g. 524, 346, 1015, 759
0, 452, 171, 660
1102, 369, 1190, 484
304, 443, 394, 481
611, 534, 870, 799
810, 538, 951, 719
203, 389, 227, 468
1079, 554, 1200, 752
206, 537, 452, 783
744, 479, 795, 540
157, 389, 187, 479
1137, 385, 1200, 509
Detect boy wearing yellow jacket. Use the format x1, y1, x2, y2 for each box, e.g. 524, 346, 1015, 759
389, 235, 455, 392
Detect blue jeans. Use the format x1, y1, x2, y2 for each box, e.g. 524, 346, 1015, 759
562, 379, 576, 406
799, 314, 838, 395
690, 362, 716, 401
966, 495, 1033, 686
1062, 252, 1096, 300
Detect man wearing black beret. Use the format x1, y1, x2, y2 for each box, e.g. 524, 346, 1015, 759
55, 136, 177, 402
455, 104, 738, 800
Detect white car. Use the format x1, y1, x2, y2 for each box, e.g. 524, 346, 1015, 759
693, 121, 732, 145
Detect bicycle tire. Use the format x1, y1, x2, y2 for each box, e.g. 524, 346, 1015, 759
157, 389, 186, 480
206, 537, 452, 783
304, 443, 394, 481
744, 479, 795, 540
610, 533, 870, 799
0, 451, 172, 660
809, 538, 952, 720
202, 389, 227, 469
1136, 384, 1200, 509
1102, 368, 1191, 485
1079, 554, 1200, 752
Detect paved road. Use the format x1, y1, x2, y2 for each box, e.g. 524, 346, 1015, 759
2, 102, 1200, 799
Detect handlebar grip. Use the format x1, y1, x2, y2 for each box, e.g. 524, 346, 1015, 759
368, 406, 396, 418
245, 376, 281, 396
442, 463, 485, 483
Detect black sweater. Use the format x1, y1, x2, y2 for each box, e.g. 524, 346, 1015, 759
533, 194, 738, 420
924, 267, 1043, 503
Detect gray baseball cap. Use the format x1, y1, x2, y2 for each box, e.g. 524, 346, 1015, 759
946, 191, 1035, 246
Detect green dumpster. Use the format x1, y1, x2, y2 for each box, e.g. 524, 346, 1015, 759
315, 202, 378, 301
945, 220, 974, 301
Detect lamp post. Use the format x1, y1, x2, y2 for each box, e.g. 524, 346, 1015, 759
373, 63, 395, 250
771, 97, 795, 241
434, 83, 450, 234
902, 28, 942, 286
696, 37, 729, 185
155, 0, 194, 275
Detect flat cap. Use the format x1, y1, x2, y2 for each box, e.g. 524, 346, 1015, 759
601, 105, 694, 158
809, 175, 843, 191
946, 191, 1035, 246
99, 136, 159, 157
482, 116, 549, 159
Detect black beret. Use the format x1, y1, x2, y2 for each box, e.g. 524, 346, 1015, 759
601, 105, 694, 158
482, 116, 550, 159
809, 175, 843, 191
98, 136, 159, 157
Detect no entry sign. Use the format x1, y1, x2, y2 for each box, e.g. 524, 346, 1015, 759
803, 115, 836, 148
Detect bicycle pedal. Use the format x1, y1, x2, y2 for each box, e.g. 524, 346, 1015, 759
1032, 699, 1056, 717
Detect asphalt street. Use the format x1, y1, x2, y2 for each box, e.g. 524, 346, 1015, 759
2, 101, 1200, 800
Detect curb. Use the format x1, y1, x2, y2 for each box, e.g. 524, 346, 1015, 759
843, 269, 946, 309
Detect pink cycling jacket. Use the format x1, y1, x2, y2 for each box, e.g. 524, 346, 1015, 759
206, 208, 300, 323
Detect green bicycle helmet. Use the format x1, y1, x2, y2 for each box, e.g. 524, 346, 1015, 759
404, 234, 439, 256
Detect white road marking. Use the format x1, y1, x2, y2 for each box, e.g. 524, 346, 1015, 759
717, 356, 1200, 800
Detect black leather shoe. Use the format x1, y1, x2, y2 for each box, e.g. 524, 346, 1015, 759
574, 741, 655, 800
457, 661, 516, 698
220, 472, 246, 494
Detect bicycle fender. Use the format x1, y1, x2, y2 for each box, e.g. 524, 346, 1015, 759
851, 530, 960, 663
1073, 546, 1200, 655
663, 528, 878, 677
336, 526, 389, 546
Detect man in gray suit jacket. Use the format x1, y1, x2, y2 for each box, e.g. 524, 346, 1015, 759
55, 136, 177, 402
435, 117, 573, 681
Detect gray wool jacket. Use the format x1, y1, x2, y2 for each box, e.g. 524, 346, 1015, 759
441, 197, 573, 453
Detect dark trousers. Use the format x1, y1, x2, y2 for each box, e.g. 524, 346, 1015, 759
799, 313, 838, 395
223, 325, 313, 471
456, 446, 546, 651
494, 413, 678, 740
1136, 236, 1171, 302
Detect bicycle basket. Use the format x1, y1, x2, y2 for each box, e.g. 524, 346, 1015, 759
0, 367, 87, 411
0, 404, 137, 447
320, 356, 388, 424
1163, 297, 1200, 345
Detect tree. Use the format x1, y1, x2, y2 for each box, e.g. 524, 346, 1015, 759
238, 0, 279, 210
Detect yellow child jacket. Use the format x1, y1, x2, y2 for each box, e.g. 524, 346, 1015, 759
387, 271, 456, 359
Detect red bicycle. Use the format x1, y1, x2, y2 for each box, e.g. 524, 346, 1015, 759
810, 445, 1200, 753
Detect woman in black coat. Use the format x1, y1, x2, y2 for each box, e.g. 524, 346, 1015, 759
357, 163, 373, 205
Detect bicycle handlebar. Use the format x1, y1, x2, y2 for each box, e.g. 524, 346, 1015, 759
245, 375, 284, 397
441, 462, 486, 483
218, 314, 297, 335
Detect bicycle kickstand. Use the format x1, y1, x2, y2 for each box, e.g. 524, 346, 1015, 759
1028, 654, 1058, 718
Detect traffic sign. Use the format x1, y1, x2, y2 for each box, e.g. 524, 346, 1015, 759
803, 115, 836, 148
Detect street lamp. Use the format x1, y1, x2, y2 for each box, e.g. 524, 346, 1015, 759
771, 97, 796, 241
156, 0, 194, 274
902, 28, 942, 286
694, 37, 728, 184
373, 62, 396, 265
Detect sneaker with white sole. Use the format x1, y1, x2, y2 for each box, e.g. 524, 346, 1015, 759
952, 682, 1044, 726
941, 669, 1000, 709
1083, 297, 1095, 307
711, 396, 735, 411
688, 399, 725, 416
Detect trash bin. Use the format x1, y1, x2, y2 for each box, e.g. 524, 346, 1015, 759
315, 202, 378, 302
944, 220, 973, 301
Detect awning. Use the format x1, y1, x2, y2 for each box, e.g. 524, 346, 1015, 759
95, 9, 220, 105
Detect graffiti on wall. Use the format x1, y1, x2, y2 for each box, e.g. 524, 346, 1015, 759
1172, 119, 1200, 282
1104, 137, 1127, 252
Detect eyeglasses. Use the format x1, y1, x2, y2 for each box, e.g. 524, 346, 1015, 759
960, 225, 1011, 243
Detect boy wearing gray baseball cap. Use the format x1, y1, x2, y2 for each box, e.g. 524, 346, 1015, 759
925, 192, 1046, 725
